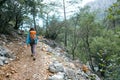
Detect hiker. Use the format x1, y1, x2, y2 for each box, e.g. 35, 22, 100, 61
26, 28, 38, 60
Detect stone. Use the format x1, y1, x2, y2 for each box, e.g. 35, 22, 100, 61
65, 62, 76, 69
0, 46, 15, 66
64, 68, 76, 80
1, 34, 6, 39
49, 61, 64, 73
4, 60, 9, 64
0, 56, 7, 61
0, 60, 4, 66
48, 72, 65, 80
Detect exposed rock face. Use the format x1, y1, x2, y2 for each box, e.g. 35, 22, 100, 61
0, 46, 15, 66
42, 39, 101, 80
49, 61, 64, 73
48, 60, 100, 80
0, 33, 24, 66
48, 72, 65, 80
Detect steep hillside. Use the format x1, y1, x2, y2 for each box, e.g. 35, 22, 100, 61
0, 34, 101, 80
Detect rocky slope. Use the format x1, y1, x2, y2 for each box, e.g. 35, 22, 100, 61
0, 34, 101, 80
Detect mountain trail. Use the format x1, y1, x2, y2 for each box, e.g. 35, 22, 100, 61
0, 41, 51, 80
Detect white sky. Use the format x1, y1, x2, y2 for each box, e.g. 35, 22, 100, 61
38, 0, 95, 26
42, 0, 95, 16
44, 0, 94, 6
59, 0, 95, 19
81, 0, 94, 6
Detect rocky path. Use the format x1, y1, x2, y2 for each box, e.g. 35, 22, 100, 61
0, 38, 101, 80
0, 41, 51, 80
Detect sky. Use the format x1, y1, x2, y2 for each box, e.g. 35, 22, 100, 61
42, 0, 95, 17
44, 0, 95, 6
81, 0, 94, 7
37, 0, 95, 26
64, 0, 95, 17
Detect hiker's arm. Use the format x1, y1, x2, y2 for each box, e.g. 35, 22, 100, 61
35, 35, 38, 44
26, 33, 30, 46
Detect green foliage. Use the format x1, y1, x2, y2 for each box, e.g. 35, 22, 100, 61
90, 29, 120, 79
64, 5, 120, 79
0, 0, 44, 34
44, 16, 63, 40
0, 0, 27, 33
89, 74, 96, 80
106, 1, 120, 29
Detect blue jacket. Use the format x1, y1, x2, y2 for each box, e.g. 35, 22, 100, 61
26, 33, 38, 45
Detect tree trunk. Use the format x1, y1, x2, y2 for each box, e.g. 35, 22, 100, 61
63, 0, 67, 46
112, 18, 116, 31
33, 14, 36, 31
72, 46, 76, 60
85, 27, 95, 71
14, 15, 19, 30
32, 0, 37, 32
72, 17, 79, 60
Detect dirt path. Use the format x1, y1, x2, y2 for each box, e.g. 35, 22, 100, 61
0, 41, 51, 80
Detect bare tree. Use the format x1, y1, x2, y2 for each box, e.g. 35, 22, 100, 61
63, 0, 67, 46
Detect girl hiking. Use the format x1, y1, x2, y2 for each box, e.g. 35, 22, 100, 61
26, 28, 38, 61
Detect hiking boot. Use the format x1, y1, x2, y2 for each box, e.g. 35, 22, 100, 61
33, 57, 36, 61
31, 54, 33, 57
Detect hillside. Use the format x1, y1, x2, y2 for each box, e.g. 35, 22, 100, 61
0, 34, 101, 80
86, 0, 117, 19
87, 0, 116, 10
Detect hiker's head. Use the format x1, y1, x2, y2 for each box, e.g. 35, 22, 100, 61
29, 28, 35, 31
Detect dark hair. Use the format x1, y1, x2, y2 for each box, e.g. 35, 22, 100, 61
29, 28, 35, 31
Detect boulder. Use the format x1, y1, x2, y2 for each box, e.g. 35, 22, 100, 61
64, 68, 77, 80
0, 60, 4, 66
49, 61, 64, 73
0, 46, 15, 66
48, 72, 65, 80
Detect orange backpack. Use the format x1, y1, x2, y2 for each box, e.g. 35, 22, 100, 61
30, 30, 36, 44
